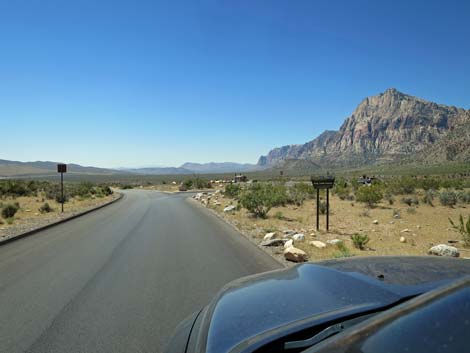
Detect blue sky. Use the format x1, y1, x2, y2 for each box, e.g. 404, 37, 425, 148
1, 0, 469, 168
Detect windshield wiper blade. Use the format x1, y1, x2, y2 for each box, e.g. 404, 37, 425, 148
284, 313, 376, 350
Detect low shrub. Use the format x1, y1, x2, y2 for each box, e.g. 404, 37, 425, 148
239, 183, 288, 218
422, 190, 435, 206
224, 183, 241, 198
39, 203, 54, 213
355, 185, 383, 207
351, 233, 370, 250
406, 207, 417, 214
439, 190, 458, 207
458, 191, 470, 204
401, 196, 419, 207
2, 204, 19, 219
334, 242, 352, 258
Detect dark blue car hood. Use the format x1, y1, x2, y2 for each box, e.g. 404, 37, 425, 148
199, 263, 446, 353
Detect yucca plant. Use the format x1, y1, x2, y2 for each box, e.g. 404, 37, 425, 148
449, 215, 470, 247
351, 233, 370, 250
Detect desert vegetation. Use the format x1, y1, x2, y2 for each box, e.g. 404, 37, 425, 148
196, 174, 470, 262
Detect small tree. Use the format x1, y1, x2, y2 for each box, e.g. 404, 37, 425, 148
355, 185, 383, 207
449, 215, 470, 247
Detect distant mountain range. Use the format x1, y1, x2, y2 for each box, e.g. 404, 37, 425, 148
258, 88, 470, 169
0, 159, 117, 177
120, 162, 262, 175
0, 160, 262, 177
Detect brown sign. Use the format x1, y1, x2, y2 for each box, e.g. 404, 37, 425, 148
57, 164, 67, 173
311, 176, 335, 189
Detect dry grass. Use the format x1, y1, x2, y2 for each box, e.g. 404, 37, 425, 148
209, 191, 470, 261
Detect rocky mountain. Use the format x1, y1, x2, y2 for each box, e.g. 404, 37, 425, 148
258, 88, 470, 167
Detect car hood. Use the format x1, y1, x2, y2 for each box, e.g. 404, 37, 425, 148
199, 263, 449, 353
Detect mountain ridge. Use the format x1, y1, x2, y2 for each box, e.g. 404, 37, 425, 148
258, 88, 470, 168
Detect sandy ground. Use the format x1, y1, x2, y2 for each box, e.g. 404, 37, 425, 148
203, 190, 470, 261
0, 193, 118, 240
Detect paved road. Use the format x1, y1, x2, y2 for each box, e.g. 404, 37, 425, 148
0, 190, 281, 353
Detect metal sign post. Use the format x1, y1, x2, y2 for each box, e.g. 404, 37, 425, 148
57, 164, 67, 213
311, 176, 335, 231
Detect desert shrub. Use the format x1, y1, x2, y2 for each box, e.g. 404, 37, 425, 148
121, 185, 134, 189
401, 196, 419, 206
39, 203, 54, 213
333, 181, 353, 200
2, 204, 19, 219
334, 242, 352, 258
274, 211, 284, 220
181, 179, 193, 190
355, 185, 383, 207
392, 209, 401, 219
224, 183, 241, 198
6, 218, 14, 224
439, 190, 458, 207
422, 190, 436, 206
73, 182, 94, 197
351, 233, 370, 250
384, 193, 395, 205
418, 178, 441, 191
388, 177, 416, 195
100, 186, 113, 196
449, 215, 470, 247
406, 207, 417, 214
239, 183, 288, 218
458, 191, 470, 204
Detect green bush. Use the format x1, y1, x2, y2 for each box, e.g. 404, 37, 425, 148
351, 233, 370, 250
384, 193, 394, 205
39, 203, 54, 213
224, 183, 241, 198
458, 191, 470, 204
239, 183, 288, 218
387, 177, 416, 195
355, 185, 383, 207
449, 215, 470, 247
334, 242, 352, 258
418, 178, 441, 191
439, 190, 458, 207
2, 204, 19, 219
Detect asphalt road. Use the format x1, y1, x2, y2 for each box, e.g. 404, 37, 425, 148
0, 190, 281, 353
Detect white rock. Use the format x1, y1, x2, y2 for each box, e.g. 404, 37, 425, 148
401, 229, 410, 233
327, 239, 343, 245
373, 219, 379, 224
292, 233, 305, 241
310, 240, 326, 249
284, 246, 308, 262
284, 239, 294, 248
263, 232, 276, 241
400, 236, 407, 243
428, 244, 460, 257
223, 205, 236, 212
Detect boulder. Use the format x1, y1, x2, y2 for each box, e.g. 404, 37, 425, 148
284, 239, 294, 248
326, 239, 342, 245
284, 246, 308, 263
260, 239, 286, 247
428, 244, 460, 258
283, 229, 296, 237
400, 236, 407, 243
223, 205, 236, 212
292, 233, 305, 241
263, 232, 276, 241
310, 240, 326, 249
373, 219, 379, 224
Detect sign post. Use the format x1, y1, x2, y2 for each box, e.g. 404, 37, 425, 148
311, 176, 335, 231
57, 164, 67, 213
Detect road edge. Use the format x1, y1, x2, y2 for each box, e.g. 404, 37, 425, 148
186, 197, 287, 268
0, 192, 124, 247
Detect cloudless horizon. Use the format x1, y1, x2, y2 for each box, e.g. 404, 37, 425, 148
1, 0, 469, 168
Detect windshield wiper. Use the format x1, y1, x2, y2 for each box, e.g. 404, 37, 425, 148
284, 313, 376, 350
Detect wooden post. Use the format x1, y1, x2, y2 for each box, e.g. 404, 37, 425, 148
316, 188, 320, 231
326, 188, 329, 231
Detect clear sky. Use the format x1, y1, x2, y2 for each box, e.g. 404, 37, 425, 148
1, 0, 469, 168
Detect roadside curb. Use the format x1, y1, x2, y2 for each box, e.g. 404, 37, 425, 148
0, 193, 124, 247
187, 198, 287, 268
